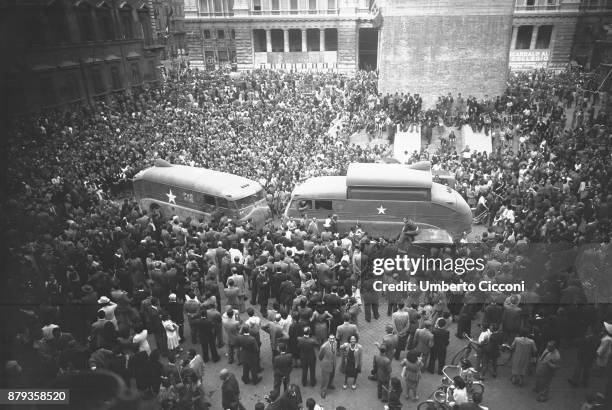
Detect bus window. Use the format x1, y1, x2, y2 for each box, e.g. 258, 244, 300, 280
347, 187, 430, 201
217, 197, 234, 209
297, 199, 312, 212
202, 194, 216, 211
235, 190, 264, 209
314, 200, 333, 210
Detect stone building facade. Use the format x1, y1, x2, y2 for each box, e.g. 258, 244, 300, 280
3, 0, 163, 114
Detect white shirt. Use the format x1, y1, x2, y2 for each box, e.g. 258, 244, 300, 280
478, 329, 491, 345
133, 329, 151, 355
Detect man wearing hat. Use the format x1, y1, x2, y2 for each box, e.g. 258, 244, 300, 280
97, 296, 118, 330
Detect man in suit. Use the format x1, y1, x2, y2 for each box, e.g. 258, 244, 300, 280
271, 344, 293, 400
220, 369, 245, 410
413, 321, 434, 366
335, 314, 358, 354
361, 274, 379, 322
255, 266, 271, 315
377, 324, 398, 361
192, 311, 220, 363
318, 334, 337, 398
392, 304, 410, 360
371, 346, 392, 403
262, 314, 286, 360
205, 302, 224, 348
222, 308, 240, 364
234, 326, 261, 385
429, 318, 450, 374
298, 327, 319, 387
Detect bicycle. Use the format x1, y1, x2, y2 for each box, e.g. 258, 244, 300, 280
451, 333, 513, 368
473, 208, 489, 225
416, 365, 485, 410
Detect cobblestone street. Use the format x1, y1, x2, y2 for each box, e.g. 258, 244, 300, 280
162, 299, 605, 410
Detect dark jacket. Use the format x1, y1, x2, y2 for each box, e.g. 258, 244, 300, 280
431, 327, 450, 351
273, 352, 294, 377
297, 336, 319, 363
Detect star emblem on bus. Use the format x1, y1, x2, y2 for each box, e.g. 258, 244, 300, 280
166, 189, 176, 204
377, 205, 387, 214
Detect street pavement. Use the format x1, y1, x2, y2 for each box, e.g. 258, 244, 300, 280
150, 298, 604, 410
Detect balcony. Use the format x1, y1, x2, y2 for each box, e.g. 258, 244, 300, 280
514, 0, 561, 12
250, 8, 339, 16
580, 1, 612, 12
198, 12, 235, 17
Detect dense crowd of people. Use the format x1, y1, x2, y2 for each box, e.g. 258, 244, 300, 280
3, 66, 612, 409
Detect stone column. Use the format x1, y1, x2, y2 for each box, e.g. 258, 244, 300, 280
510, 26, 518, 50
301, 29, 307, 52
284, 29, 290, 52
320, 28, 325, 51
530, 25, 539, 49
266, 29, 272, 52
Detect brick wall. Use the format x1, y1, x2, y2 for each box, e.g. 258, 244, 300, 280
378, 0, 514, 107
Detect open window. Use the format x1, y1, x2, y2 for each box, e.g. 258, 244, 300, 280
314, 200, 333, 210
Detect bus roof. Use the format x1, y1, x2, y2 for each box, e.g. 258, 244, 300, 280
291, 176, 346, 199
133, 163, 262, 199
347, 163, 433, 189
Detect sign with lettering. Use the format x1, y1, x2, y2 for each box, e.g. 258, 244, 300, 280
509, 50, 550, 62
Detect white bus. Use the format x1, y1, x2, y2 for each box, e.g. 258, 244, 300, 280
133, 159, 271, 226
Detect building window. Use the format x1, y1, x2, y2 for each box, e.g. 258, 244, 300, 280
213, 0, 222, 14
59, 74, 79, 101
203, 29, 211, 39
218, 29, 225, 39
139, 9, 153, 43
110, 66, 122, 90
271, 29, 284, 52
90, 68, 105, 94
199, 0, 208, 13
218, 50, 229, 62
39, 77, 57, 106
99, 8, 114, 40
252, 0, 262, 12
253, 29, 266, 52
526, 0, 535, 10
131, 62, 141, 84
328, 0, 336, 12
325, 28, 338, 51
121, 7, 134, 39
231, 29, 236, 39
271, 0, 280, 14
307, 29, 320, 51
48, 3, 71, 43
289, 29, 302, 52
28, 14, 47, 45
290, 0, 298, 14
77, 6, 95, 42
515, 26, 533, 49
145, 60, 155, 81
309, 0, 317, 13
535, 25, 553, 49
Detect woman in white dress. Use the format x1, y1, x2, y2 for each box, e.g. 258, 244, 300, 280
162, 314, 180, 352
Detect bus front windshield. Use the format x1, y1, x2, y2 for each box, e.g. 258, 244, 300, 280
233, 189, 265, 209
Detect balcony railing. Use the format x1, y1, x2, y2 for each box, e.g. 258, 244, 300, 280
515, 4, 560, 12
580, 3, 612, 12
514, 0, 560, 12
198, 12, 235, 17
250, 8, 339, 15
